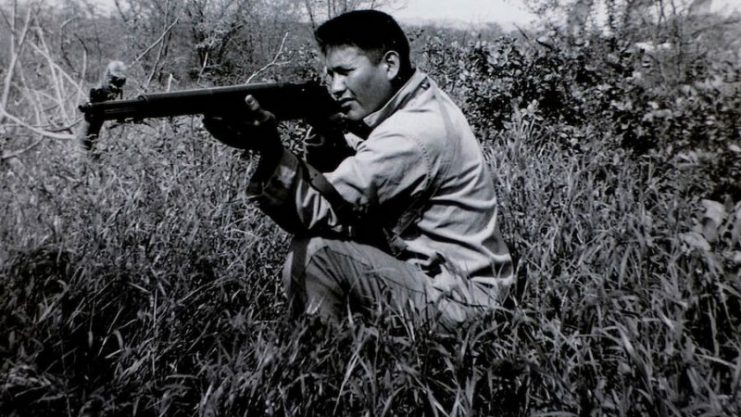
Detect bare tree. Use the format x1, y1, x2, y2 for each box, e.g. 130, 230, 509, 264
185, 0, 254, 75
300, 0, 403, 29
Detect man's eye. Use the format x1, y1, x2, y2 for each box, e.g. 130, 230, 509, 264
331, 67, 351, 76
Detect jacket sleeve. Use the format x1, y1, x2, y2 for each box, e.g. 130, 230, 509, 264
247, 128, 431, 236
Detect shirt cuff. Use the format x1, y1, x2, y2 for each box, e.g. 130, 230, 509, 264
247, 149, 300, 203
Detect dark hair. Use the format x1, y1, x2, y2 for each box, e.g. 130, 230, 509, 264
314, 10, 413, 78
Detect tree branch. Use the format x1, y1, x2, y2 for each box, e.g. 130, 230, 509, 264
1, 138, 44, 161
143, 0, 176, 90
133, 16, 180, 65
245, 32, 290, 84
0, 106, 76, 141
0, 6, 33, 125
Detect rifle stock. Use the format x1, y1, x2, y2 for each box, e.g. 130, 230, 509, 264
78, 81, 339, 151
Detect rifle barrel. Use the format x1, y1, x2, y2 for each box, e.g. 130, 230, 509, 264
79, 82, 336, 122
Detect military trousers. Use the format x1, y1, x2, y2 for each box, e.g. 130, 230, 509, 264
282, 236, 505, 328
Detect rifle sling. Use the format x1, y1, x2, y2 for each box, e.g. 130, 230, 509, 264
301, 162, 361, 231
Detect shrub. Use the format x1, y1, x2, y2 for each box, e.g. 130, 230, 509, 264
420, 32, 740, 199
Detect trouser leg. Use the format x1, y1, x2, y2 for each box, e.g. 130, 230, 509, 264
282, 236, 500, 327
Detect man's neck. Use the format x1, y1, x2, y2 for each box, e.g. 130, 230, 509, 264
392, 66, 414, 91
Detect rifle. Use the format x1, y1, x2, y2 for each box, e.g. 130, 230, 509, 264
78, 62, 339, 151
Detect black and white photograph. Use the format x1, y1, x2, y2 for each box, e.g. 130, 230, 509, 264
1, 0, 740, 415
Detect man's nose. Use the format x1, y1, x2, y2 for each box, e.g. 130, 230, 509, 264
328, 75, 345, 97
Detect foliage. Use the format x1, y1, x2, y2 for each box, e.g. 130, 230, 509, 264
2, 109, 740, 416
302, 0, 401, 29
419, 29, 740, 200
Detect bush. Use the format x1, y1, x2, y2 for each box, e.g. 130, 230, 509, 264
420, 33, 740, 199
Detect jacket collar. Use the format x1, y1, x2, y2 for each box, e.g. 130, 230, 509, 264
357, 69, 429, 135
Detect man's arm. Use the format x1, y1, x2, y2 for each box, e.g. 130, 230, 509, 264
248, 150, 352, 236
204, 96, 431, 240
247, 128, 431, 238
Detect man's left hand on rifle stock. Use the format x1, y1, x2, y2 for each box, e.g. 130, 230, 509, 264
203, 94, 346, 170
202, 95, 283, 156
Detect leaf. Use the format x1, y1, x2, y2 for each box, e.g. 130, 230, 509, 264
732, 202, 741, 244
701, 199, 726, 242
680, 232, 711, 251
701, 199, 727, 226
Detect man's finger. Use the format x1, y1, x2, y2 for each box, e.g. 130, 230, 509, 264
244, 95, 275, 124
245, 94, 260, 111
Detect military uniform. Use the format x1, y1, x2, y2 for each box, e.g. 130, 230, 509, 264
248, 70, 513, 326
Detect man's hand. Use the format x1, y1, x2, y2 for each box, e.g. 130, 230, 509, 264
306, 111, 347, 136
304, 112, 355, 172
203, 95, 282, 156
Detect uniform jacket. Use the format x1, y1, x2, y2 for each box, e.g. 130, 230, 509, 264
248, 70, 513, 285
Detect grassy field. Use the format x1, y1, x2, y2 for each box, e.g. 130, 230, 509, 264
2, 102, 739, 415
2, 4, 741, 415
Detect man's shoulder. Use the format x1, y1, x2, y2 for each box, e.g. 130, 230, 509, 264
375, 84, 467, 151
379, 107, 443, 137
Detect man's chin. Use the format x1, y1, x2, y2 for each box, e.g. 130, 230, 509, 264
342, 111, 365, 122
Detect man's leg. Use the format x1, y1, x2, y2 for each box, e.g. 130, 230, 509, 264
282, 236, 500, 327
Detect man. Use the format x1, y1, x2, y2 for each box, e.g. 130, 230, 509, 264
204, 10, 513, 328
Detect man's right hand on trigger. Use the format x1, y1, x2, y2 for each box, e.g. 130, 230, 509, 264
307, 111, 347, 135
203, 95, 282, 155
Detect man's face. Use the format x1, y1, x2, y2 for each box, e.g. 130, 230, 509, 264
323, 45, 395, 121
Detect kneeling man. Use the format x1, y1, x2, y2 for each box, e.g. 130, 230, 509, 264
205, 10, 514, 328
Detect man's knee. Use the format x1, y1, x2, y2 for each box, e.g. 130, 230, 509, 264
282, 236, 333, 286
282, 236, 349, 318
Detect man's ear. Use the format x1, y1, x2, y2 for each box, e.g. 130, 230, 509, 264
382, 51, 401, 80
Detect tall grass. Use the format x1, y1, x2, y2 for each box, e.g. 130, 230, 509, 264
2, 97, 739, 415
